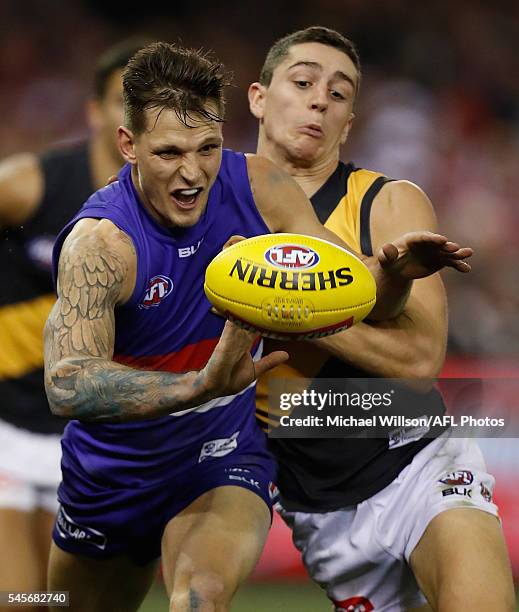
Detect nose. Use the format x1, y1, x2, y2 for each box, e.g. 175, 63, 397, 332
179, 155, 201, 184
309, 84, 328, 113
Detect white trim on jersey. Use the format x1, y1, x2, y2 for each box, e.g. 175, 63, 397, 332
170, 339, 263, 417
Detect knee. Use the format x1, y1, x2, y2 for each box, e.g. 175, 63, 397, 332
169, 570, 228, 612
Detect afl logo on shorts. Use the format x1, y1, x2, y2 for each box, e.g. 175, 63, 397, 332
264, 244, 320, 270
333, 596, 374, 612
439, 470, 474, 486
140, 275, 174, 309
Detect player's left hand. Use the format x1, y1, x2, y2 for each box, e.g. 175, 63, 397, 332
377, 231, 473, 279
209, 235, 247, 318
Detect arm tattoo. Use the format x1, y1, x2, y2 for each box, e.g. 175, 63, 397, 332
189, 588, 203, 611
44, 231, 208, 423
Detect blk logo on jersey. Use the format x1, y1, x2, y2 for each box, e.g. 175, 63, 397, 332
140, 275, 174, 309
333, 596, 374, 612
265, 244, 320, 270
439, 470, 474, 486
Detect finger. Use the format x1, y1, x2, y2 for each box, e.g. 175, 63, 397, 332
403, 231, 448, 245
445, 247, 474, 259
210, 306, 226, 317
419, 231, 448, 244
219, 320, 256, 351
222, 235, 246, 250
253, 351, 289, 378
448, 260, 472, 273
440, 241, 461, 253
377, 242, 399, 268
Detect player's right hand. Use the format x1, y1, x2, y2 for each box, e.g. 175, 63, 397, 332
377, 231, 473, 279
201, 320, 288, 397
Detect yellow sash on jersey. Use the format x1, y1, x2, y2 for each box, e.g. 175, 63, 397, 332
256, 168, 386, 430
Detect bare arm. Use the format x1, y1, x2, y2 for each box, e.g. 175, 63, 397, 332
44, 218, 287, 423
246, 154, 472, 320
313, 180, 447, 379
0, 153, 43, 227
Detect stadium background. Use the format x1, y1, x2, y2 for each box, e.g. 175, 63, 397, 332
1, 0, 517, 609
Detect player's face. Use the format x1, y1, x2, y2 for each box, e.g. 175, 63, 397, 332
118, 105, 223, 228
251, 43, 358, 165
88, 68, 125, 164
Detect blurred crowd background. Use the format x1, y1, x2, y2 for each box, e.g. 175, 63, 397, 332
1, 1, 518, 606
2, 0, 518, 357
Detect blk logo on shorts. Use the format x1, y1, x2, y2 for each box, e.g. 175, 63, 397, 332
439, 470, 474, 486
333, 596, 374, 612
139, 275, 174, 309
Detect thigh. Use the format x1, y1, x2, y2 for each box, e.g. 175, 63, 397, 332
281, 507, 428, 612
410, 508, 515, 611
0, 508, 41, 595
161, 486, 271, 610
48, 542, 159, 612
34, 508, 57, 589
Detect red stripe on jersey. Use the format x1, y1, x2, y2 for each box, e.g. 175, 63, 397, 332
114, 338, 219, 372
113, 336, 261, 373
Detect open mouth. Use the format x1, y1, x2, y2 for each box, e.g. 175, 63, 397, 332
171, 187, 203, 210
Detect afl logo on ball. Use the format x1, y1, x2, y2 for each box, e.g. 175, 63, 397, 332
265, 244, 320, 270
140, 275, 174, 309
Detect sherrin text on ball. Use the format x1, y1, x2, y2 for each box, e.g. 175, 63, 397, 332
204, 233, 376, 339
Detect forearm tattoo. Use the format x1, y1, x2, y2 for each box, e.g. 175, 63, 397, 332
44, 231, 205, 422
189, 589, 202, 611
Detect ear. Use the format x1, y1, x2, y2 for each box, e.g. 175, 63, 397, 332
248, 82, 267, 120
340, 112, 355, 145
118, 126, 137, 164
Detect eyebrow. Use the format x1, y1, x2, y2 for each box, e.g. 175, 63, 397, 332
287, 61, 356, 90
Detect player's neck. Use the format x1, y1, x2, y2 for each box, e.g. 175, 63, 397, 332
256, 137, 339, 198
89, 137, 124, 190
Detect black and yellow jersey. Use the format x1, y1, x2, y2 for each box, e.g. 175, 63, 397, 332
0, 142, 94, 433
256, 161, 445, 512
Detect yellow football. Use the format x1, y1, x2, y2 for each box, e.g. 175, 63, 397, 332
204, 233, 376, 339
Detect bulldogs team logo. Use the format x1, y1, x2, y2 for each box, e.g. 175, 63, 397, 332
140, 275, 174, 309
439, 470, 474, 486
333, 596, 374, 612
265, 244, 320, 270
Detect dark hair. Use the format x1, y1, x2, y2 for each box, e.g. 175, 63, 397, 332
94, 37, 151, 100
259, 26, 361, 88
123, 42, 230, 134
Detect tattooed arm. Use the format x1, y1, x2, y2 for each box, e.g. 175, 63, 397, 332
44, 218, 287, 423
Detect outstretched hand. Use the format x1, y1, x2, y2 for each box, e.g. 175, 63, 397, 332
377, 231, 473, 280
201, 320, 288, 398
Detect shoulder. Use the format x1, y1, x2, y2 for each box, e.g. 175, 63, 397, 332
370, 179, 438, 244
63, 218, 135, 259
375, 179, 434, 213
0, 153, 44, 225
58, 218, 136, 304
245, 153, 287, 180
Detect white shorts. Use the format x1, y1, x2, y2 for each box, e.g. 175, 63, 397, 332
279, 431, 499, 612
0, 419, 62, 513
